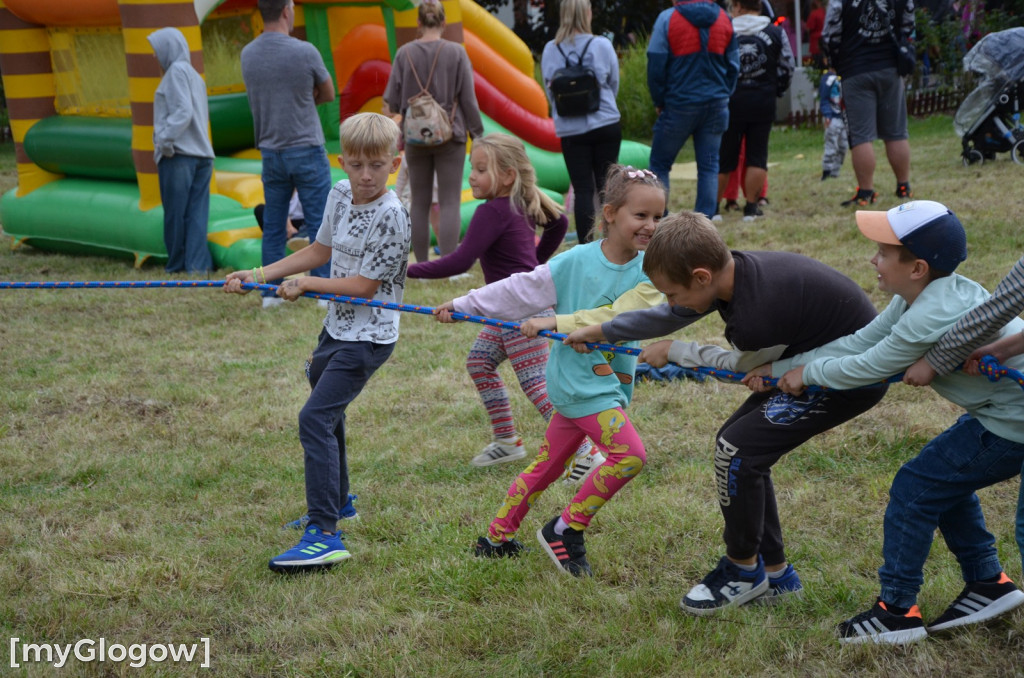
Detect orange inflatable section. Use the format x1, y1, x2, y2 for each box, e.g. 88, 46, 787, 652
463, 30, 548, 120
332, 23, 391, 99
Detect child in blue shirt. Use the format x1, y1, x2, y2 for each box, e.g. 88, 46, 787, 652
436, 165, 665, 577
819, 67, 847, 181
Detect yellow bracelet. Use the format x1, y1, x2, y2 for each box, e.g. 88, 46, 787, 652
252, 267, 258, 284
260, 266, 267, 284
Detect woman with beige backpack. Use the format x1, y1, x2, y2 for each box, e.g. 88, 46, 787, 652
383, 0, 483, 263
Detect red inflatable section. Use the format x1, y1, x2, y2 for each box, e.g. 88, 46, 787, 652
338, 60, 391, 121
473, 72, 560, 152
338, 60, 561, 153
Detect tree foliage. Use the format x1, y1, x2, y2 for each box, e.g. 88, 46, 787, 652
473, 0, 668, 55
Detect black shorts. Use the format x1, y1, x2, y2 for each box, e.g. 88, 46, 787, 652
719, 117, 773, 174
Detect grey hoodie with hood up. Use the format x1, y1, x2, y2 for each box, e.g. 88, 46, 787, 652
147, 27, 214, 164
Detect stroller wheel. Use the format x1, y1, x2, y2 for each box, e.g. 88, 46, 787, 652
963, 149, 984, 167
1013, 140, 1024, 166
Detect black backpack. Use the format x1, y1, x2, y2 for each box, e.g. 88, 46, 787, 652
548, 38, 600, 117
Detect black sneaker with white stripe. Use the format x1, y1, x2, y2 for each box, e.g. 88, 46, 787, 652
927, 573, 1024, 633
837, 599, 927, 645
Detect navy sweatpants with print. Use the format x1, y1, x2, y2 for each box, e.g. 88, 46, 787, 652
714, 386, 887, 566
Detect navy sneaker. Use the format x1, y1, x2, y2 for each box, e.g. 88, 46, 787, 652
537, 516, 592, 577
474, 536, 524, 558
338, 493, 359, 520
680, 556, 768, 616
755, 564, 804, 605
268, 527, 350, 573
283, 494, 359, 530
837, 599, 927, 645
927, 573, 1024, 633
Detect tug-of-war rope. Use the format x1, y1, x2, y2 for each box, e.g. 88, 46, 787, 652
3, 279, 1023, 393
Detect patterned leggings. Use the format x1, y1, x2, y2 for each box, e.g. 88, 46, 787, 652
467, 320, 553, 440
488, 407, 646, 542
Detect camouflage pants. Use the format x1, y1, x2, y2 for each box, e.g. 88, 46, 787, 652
822, 117, 848, 176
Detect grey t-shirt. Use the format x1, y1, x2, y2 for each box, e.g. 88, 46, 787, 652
241, 32, 330, 150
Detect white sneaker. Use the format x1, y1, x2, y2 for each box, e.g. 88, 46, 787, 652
317, 299, 330, 308
261, 296, 285, 309
563, 443, 605, 484
447, 273, 473, 282
472, 438, 526, 467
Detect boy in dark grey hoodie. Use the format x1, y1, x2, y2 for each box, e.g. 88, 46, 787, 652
147, 27, 215, 274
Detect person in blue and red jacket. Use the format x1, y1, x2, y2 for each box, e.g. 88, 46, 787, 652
647, 0, 739, 219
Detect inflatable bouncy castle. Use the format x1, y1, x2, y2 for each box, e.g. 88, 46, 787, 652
0, 0, 649, 269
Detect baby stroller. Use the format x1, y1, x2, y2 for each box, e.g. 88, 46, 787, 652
955, 27, 1024, 166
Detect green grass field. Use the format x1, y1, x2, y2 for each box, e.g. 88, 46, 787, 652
2, 116, 1023, 677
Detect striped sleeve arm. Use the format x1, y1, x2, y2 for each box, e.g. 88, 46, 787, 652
926, 256, 1024, 374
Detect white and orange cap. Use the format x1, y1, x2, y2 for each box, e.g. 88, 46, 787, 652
856, 200, 967, 273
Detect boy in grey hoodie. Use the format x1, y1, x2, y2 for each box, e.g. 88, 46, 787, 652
147, 27, 215, 274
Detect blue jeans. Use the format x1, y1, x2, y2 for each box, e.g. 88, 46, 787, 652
879, 415, 1024, 608
1019, 460, 1024, 573
648, 100, 729, 218
158, 154, 213, 273
260, 145, 332, 293
300, 331, 395, 532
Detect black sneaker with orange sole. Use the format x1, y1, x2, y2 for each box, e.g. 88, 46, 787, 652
927, 572, 1024, 632
837, 599, 927, 645
841, 187, 879, 207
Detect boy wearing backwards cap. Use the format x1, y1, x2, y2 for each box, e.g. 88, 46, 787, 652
745, 200, 1024, 644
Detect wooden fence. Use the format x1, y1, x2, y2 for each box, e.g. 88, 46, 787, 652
784, 86, 967, 128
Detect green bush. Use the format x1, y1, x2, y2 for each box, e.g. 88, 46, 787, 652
616, 37, 656, 143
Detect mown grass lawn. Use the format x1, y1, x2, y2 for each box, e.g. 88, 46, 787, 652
2, 115, 1023, 677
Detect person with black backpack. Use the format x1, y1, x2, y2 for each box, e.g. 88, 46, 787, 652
713, 0, 794, 222
540, 0, 622, 244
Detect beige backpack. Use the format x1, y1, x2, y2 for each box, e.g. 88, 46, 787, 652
403, 44, 453, 147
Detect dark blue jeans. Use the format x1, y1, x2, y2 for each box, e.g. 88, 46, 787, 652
879, 414, 1024, 608
648, 100, 729, 218
158, 154, 213, 273
300, 331, 395, 532
259, 145, 332, 294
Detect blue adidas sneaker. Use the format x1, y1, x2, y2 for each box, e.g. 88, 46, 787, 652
755, 564, 804, 605
283, 494, 359, 530
268, 527, 350, 573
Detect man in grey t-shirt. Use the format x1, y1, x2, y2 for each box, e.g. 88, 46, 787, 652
242, 0, 336, 305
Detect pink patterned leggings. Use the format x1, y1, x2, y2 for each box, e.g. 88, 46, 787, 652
466, 320, 553, 440
488, 407, 646, 542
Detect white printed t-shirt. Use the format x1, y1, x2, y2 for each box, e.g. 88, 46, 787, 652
314, 180, 411, 344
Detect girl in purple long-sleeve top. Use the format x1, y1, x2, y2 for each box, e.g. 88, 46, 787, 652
408, 134, 599, 475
